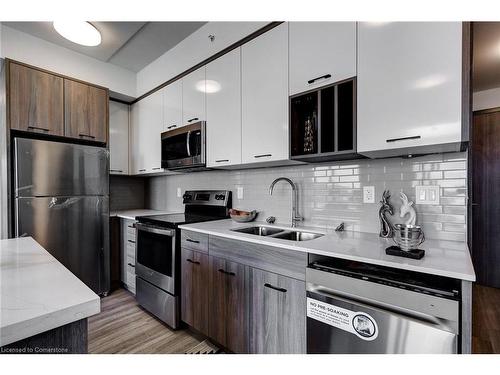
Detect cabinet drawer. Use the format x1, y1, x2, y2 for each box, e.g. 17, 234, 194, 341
126, 223, 136, 238
126, 240, 136, 259
209, 236, 307, 281
126, 255, 135, 268
181, 230, 209, 253
126, 274, 136, 294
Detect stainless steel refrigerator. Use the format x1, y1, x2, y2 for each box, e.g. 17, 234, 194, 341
14, 137, 110, 295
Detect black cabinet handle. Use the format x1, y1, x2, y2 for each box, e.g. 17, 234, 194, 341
264, 283, 287, 293
28, 125, 49, 132
167, 125, 177, 129
307, 74, 332, 85
186, 258, 201, 265
386, 135, 421, 143
79, 133, 96, 139
215, 159, 229, 163
127, 263, 135, 268
110, 169, 123, 173
152, 167, 162, 170
185, 238, 200, 244
127, 240, 135, 244
187, 117, 199, 123
218, 268, 236, 276
254, 154, 272, 159
138, 169, 146, 172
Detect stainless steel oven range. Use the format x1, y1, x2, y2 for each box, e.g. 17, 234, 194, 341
135, 190, 231, 329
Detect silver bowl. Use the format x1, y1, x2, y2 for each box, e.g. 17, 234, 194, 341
229, 209, 258, 223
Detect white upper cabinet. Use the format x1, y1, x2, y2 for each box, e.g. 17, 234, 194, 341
182, 67, 206, 126
163, 80, 183, 131
289, 22, 356, 95
130, 88, 164, 174
241, 23, 289, 164
206, 48, 242, 168
130, 101, 144, 174
109, 101, 129, 175
357, 22, 463, 158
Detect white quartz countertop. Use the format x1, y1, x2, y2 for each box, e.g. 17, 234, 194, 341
110, 209, 172, 220
179, 219, 476, 282
0, 237, 101, 346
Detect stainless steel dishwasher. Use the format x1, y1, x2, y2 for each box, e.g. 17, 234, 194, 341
306, 258, 461, 354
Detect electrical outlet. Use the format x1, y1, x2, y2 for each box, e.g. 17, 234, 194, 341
177, 187, 182, 198
363, 186, 375, 203
237, 186, 244, 200
415, 185, 440, 205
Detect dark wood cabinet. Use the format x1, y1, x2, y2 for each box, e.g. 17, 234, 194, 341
65, 79, 108, 143
208, 255, 249, 353
180, 248, 210, 335
8, 62, 64, 136
179, 230, 307, 354
249, 268, 306, 353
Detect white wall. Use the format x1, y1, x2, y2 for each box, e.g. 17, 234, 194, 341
0, 25, 136, 97
473, 87, 500, 111
136, 22, 267, 96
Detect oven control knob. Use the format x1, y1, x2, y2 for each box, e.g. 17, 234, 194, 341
215, 194, 225, 200
183, 193, 192, 201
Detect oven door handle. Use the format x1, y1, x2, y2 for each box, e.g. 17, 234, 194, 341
135, 223, 175, 237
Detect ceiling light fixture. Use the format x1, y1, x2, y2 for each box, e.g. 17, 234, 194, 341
53, 21, 101, 46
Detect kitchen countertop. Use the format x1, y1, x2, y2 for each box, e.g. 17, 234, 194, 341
0, 237, 101, 346
179, 219, 476, 282
110, 209, 173, 220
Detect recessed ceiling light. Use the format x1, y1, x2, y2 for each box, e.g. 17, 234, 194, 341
53, 21, 101, 47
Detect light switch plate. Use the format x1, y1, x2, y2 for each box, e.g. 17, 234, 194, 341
237, 186, 244, 200
363, 186, 375, 203
177, 187, 182, 198
415, 185, 440, 205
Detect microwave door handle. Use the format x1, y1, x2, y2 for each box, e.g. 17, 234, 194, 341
186, 131, 191, 157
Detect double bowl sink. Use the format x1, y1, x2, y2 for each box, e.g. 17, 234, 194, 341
231, 225, 324, 242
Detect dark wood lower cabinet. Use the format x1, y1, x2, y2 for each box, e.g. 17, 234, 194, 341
208, 255, 249, 353
179, 231, 306, 354
250, 268, 306, 354
181, 248, 210, 336
1, 318, 87, 354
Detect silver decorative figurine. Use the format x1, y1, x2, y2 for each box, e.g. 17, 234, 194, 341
379, 190, 394, 238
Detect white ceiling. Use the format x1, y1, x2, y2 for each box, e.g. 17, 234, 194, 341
473, 22, 500, 92
3, 21, 206, 72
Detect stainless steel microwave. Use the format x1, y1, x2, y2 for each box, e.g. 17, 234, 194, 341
161, 121, 206, 170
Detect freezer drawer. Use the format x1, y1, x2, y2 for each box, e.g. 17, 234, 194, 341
14, 137, 109, 197
306, 290, 458, 354
15, 196, 109, 294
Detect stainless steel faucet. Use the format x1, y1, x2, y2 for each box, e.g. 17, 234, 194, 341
269, 177, 303, 227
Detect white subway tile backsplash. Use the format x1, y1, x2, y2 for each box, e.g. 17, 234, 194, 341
145, 152, 468, 241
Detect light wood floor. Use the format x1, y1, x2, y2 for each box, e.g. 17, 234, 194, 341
90, 285, 500, 354
472, 284, 500, 354
88, 288, 204, 354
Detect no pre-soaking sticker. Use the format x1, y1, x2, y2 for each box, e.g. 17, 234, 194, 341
307, 297, 379, 341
